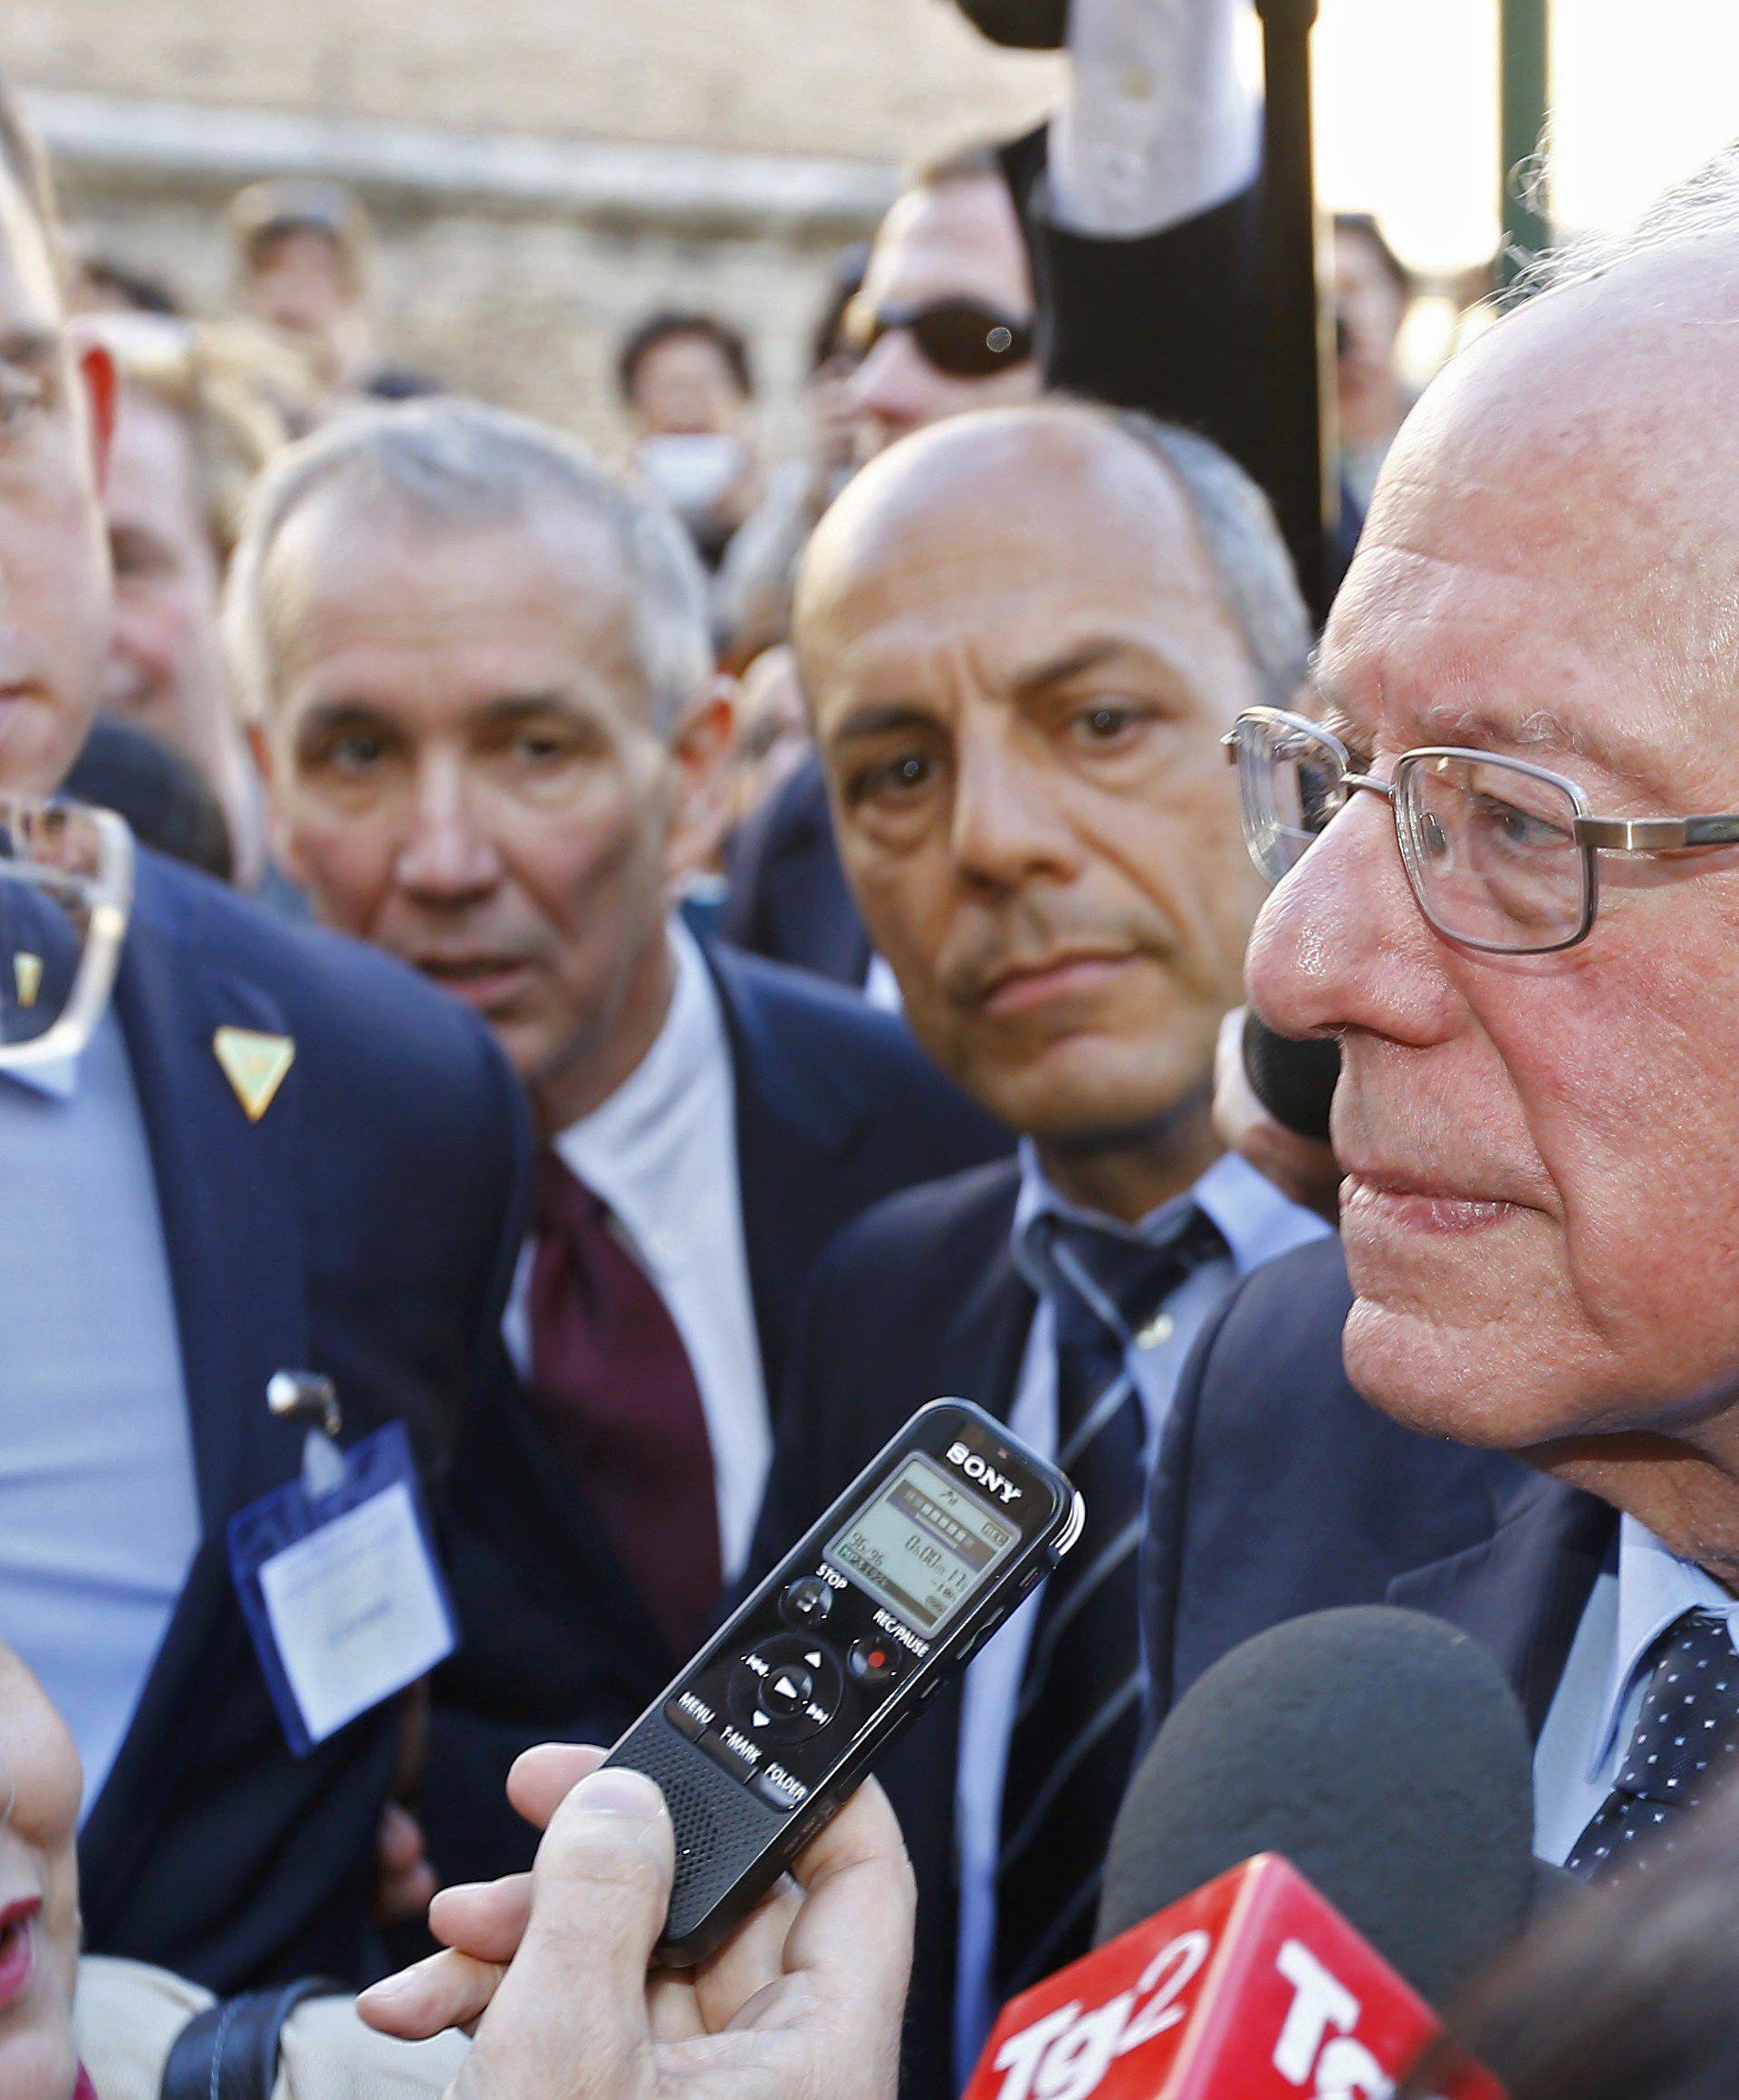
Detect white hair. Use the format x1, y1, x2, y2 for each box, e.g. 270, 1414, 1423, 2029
1114, 411, 1315, 708
1506, 141, 1739, 306
223, 396, 712, 731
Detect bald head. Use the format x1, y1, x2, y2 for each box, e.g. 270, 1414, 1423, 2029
797, 402, 1308, 714
1244, 201, 1739, 1504
1331, 231, 1739, 816
795, 403, 1300, 1190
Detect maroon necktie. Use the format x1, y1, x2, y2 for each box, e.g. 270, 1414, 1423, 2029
526, 1151, 723, 1656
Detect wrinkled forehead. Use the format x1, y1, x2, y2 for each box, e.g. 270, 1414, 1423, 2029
797, 416, 1226, 699
1321, 255, 1739, 803
862, 177, 1031, 313
265, 484, 643, 698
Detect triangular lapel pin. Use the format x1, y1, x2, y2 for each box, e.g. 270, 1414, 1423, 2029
213, 1026, 296, 1122
14, 952, 42, 1008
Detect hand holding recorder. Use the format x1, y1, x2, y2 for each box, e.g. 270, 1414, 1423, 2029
363, 1402, 1079, 2091
360, 1743, 916, 2100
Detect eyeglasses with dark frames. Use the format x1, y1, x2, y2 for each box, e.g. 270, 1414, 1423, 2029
1224, 707, 1739, 956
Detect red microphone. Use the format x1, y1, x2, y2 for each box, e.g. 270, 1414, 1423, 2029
961, 1854, 1504, 2100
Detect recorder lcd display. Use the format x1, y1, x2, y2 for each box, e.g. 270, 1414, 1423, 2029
825, 1452, 1018, 1634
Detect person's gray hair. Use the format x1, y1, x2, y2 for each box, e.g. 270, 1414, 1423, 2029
1112, 411, 1315, 707
224, 396, 712, 731
1505, 141, 1739, 307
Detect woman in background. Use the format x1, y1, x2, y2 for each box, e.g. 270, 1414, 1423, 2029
0, 1638, 462, 2100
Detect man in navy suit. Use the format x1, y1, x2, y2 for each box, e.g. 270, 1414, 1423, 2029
235, 397, 1008, 1886
0, 85, 526, 1989
1145, 167, 1739, 1889
751, 400, 1331, 2096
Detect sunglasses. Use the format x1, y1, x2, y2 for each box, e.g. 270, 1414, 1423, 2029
842, 295, 1035, 380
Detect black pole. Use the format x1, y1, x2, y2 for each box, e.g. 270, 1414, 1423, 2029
1254, 0, 1336, 624
1500, 0, 1552, 286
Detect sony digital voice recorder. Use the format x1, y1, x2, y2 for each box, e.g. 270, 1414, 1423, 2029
601, 1397, 1084, 1964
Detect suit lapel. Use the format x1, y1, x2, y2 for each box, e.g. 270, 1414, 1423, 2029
940, 1209, 1033, 1425
84, 869, 314, 1916
710, 949, 875, 1402
110, 872, 309, 1534
1388, 1474, 1615, 1739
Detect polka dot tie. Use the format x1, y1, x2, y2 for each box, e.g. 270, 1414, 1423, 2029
1565, 1608, 1739, 1884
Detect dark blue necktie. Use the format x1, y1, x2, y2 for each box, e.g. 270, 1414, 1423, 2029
993, 1207, 1225, 1999
1565, 1608, 1739, 1883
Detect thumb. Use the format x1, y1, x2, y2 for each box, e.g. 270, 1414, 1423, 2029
459, 1765, 673, 2096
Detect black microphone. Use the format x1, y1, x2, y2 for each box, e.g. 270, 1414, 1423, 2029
1097, 1605, 1577, 2012
1241, 1008, 1340, 1144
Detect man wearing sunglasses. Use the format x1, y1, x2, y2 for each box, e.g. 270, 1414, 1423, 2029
840, 146, 1041, 466
726, 0, 1269, 989
0, 84, 524, 1991
1142, 159, 1739, 1891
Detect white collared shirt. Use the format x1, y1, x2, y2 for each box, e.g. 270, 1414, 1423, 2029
1533, 1516, 1739, 1864
952, 1148, 1330, 2078
503, 919, 769, 1581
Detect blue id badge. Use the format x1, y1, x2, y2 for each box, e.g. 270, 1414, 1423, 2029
228, 1420, 457, 1758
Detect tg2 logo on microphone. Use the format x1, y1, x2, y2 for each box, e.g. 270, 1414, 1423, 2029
965, 1854, 1503, 2100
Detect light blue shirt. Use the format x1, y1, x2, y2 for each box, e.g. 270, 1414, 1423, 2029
0, 1010, 200, 1815
1533, 1515, 1739, 1864
952, 1147, 1329, 2079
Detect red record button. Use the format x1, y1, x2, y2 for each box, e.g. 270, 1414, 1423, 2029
848, 1639, 898, 1686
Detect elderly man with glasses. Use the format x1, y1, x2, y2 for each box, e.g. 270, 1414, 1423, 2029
1142, 154, 1739, 1890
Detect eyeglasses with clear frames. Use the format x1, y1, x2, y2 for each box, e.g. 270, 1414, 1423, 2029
0, 795, 133, 1065
1223, 707, 1739, 956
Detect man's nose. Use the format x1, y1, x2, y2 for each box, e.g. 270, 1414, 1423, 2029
847, 332, 934, 445
393, 765, 502, 902
948, 726, 1081, 895
1244, 784, 1456, 1048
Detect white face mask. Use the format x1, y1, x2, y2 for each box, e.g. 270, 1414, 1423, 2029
0, 797, 133, 1071
635, 433, 748, 524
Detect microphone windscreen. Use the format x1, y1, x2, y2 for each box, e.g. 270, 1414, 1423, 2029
1097, 1605, 1538, 2012
1242, 1008, 1340, 1143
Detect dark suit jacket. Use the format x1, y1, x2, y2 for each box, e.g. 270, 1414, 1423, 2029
1140, 1234, 1601, 1748
422, 943, 1011, 1887
73, 850, 527, 1992
748, 1158, 1029, 2100
718, 756, 869, 989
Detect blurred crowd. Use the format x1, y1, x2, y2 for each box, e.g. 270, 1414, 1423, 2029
12, 2, 1739, 2099
51, 155, 1448, 924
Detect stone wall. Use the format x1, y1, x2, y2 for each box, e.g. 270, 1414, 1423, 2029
5, 0, 1059, 163
4, 0, 1061, 455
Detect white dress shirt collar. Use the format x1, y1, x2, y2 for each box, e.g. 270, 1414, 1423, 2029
1009, 1136, 1326, 1298
551, 916, 720, 1247
1586, 1516, 1739, 1782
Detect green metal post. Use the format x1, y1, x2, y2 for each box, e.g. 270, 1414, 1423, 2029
1500, 0, 1552, 285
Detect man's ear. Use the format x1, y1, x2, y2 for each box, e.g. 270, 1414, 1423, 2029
664, 675, 736, 895
72, 334, 118, 488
